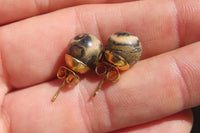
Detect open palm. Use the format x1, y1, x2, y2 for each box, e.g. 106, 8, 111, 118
0, 0, 199, 132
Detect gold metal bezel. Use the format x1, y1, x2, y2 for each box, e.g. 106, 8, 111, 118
65, 54, 90, 74
104, 50, 130, 71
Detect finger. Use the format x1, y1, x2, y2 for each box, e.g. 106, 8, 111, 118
0, 0, 134, 25
114, 110, 192, 133
0, 0, 200, 88
3, 42, 200, 132
2, 83, 193, 133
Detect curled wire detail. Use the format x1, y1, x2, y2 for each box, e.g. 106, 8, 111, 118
57, 66, 80, 86
95, 61, 120, 82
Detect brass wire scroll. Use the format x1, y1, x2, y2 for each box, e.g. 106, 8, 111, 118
51, 66, 80, 102
93, 61, 120, 97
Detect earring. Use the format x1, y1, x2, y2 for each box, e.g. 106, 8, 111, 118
93, 32, 142, 96
52, 33, 103, 102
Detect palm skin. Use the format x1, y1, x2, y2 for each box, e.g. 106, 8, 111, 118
0, 0, 200, 132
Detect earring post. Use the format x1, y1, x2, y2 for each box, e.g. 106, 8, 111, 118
51, 80, 67, 102
93, 75, 107, 97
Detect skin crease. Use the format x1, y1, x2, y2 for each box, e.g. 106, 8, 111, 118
0, 0, 200, 132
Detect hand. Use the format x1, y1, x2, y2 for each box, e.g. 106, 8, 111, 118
0, 0, 199, 132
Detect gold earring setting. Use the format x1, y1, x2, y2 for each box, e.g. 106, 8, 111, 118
52, 33, 103, 102
93, 31, 142, 96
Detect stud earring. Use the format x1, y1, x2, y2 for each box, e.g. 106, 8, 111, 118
52, 33, 103, 102
93, 31, 142, 96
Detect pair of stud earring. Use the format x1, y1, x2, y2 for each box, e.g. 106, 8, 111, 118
51, 32, 142, 102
